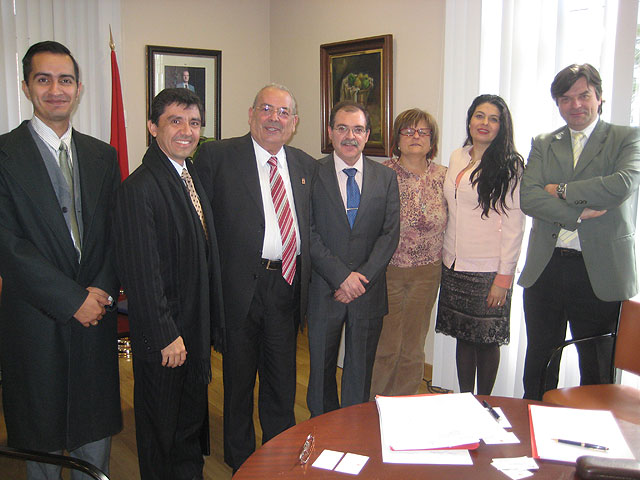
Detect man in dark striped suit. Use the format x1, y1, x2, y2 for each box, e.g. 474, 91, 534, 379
112, 88, 224, 480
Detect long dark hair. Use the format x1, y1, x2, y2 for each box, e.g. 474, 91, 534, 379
464, 94, 524, 217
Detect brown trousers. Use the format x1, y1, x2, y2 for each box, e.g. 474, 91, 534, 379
369, 261, 441, 399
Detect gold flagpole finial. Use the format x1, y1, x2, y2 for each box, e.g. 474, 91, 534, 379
109, 25, 115, 51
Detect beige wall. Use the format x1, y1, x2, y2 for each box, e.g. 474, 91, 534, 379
121, 0, 270, 169
269, 0, 445, 162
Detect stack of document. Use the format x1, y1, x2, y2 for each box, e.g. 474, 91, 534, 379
529, 405, 635, 463
376, 393, 507, 464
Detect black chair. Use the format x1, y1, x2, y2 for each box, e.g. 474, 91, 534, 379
0, 445, 109, 480
541, 299, 640, 425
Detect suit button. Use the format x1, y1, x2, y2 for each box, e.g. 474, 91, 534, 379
62, 207, 68, 213
552, 233, 557, 239
253, 274, 258, 280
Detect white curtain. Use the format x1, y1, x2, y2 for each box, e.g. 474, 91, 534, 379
0, 0, 122, 142
434, 0, 640, 396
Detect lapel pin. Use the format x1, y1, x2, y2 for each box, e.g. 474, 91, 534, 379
301, 178, 306, 185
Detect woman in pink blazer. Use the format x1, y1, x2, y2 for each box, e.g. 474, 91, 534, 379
435, 94, 525, 395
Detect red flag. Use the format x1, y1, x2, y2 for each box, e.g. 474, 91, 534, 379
110, 35, 129, 180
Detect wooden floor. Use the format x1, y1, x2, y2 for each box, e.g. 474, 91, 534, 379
0, 333, 435, 479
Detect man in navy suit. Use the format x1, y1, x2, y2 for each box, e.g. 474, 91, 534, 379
307, 100, 400, 417
0, 41, 121, 479
519, 64, 640, 400
195, 84, 317, 472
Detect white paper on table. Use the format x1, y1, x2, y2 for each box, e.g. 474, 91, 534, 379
483, 431, 520, 445
492, 407, 512, 428
381, 445, 473, 465
529, 405, 635, 463
312, 449, 345, 470
491, 456, 539, 470
376, 393, 505, 452
334, 453, 369, 474
497, 468, 534, 479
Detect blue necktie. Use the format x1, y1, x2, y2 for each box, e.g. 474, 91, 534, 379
343, 168, 360, 228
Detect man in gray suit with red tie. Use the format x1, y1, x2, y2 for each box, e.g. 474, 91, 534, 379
519, 64, 640, 400
195, 84, 317, 472
307, 100, 400, 417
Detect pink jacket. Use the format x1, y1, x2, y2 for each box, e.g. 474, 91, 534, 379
442, 146, 525, 275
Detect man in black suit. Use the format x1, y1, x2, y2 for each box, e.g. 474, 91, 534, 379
112, 88, 224, 480
195, 84, 317, 472
0, 41, 122, 479
307, 101, 400, 417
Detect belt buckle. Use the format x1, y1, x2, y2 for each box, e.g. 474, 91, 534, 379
265, 259, 278, 270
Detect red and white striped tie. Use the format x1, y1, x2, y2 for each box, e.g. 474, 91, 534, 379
268, 156, 297, 284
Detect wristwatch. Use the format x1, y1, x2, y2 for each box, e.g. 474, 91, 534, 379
556, 183, 567, 200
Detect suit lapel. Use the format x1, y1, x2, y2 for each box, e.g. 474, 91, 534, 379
2, 123, 78, 267
573, 120, 608, 177
236, 135, 264, 214
320, 155, 350, 228
74, 130, 108, 252
549, 128, 574, 180
355, 156, 378, 228
284, 146, 308, 230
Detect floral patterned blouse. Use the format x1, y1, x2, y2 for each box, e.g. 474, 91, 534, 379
384, 157, 447, 268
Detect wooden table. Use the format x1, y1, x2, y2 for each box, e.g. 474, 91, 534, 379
234, 395, 640, 479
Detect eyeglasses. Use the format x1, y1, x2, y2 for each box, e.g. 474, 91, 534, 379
399, 128, 431, 137
333, 125, 368, 136
299, 433, 315, 465
257, 103, 292, 119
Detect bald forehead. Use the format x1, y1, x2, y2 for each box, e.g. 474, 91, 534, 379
254, 87, 295, 111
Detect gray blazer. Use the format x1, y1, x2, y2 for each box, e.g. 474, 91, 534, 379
308, 154, 400, 320
518, 120, 640, 301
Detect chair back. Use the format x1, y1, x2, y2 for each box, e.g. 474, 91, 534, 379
615, 299, 640, 376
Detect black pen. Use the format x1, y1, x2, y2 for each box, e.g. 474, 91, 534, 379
552, 438, 609, 451
482, 401, 501, 421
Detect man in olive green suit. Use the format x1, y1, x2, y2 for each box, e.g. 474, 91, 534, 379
519, 64, 640, 400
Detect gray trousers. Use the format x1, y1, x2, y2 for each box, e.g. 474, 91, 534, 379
26, 436, 111, 480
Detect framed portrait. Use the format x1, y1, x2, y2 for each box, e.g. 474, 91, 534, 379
320, 34, 393, 157
146, 45, 221, 144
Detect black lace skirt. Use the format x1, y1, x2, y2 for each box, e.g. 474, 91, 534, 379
435, 263, 510, 345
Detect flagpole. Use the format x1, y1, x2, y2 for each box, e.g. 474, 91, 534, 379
109, 25, 129, 180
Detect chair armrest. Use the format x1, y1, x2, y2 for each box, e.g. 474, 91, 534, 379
0, 446, 109, 480
539, 332, 615, 398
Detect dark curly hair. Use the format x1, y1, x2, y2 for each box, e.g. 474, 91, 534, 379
464, 94, 524, 218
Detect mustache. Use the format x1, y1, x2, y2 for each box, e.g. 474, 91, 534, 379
341, 139, 359, 146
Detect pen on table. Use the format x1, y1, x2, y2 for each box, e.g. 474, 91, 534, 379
552, 438, 609, 451
482, 401, 501, 421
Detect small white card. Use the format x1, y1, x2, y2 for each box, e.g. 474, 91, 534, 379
491, 456, 539, 470
497, 469, 534, 479
312, 449, 345, 470
334, 453, 369, 475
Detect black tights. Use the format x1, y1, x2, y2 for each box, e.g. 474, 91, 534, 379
455, 339, 500, 395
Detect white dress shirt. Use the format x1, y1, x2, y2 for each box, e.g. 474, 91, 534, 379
333, 152, 364, 210
556, 116, 599, 251
31, 115, 73, 167
253, 139, 301, 260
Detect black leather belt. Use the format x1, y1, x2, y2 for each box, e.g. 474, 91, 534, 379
554, 247, 582, 257
261, 258, 282, 270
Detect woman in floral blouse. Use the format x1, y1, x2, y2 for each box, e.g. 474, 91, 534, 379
369, 108, 447, 398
